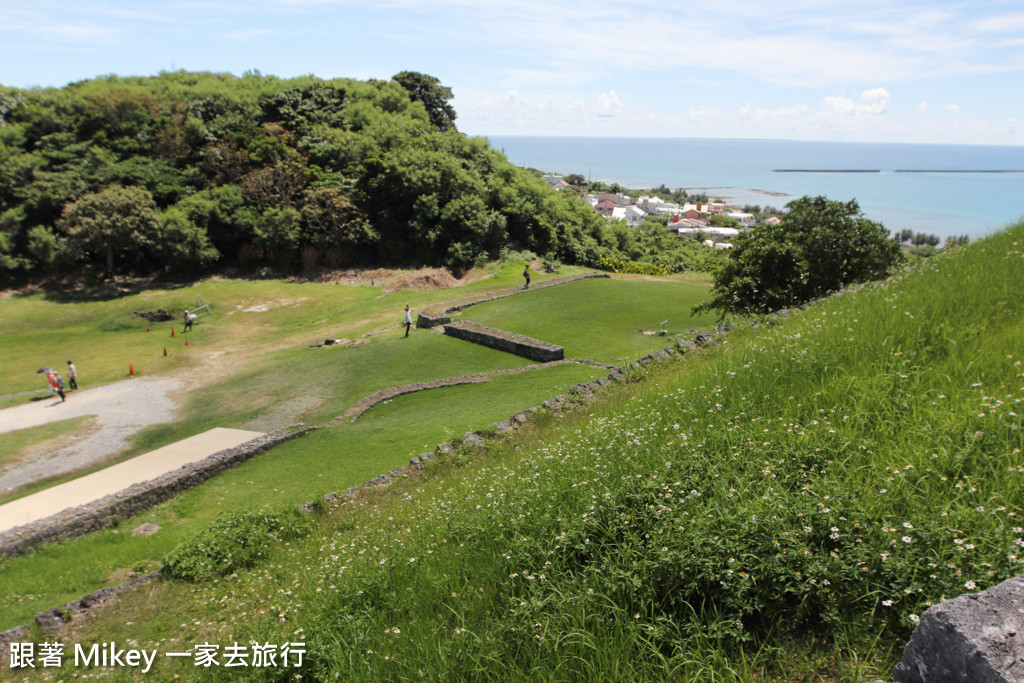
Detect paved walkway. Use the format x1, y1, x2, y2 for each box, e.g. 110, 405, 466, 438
0, 427, 264, 533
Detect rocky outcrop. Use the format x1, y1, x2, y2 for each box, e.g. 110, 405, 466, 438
892, 574, 1024, 683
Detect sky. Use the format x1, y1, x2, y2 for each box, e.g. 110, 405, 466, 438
2, 0, 1023, 145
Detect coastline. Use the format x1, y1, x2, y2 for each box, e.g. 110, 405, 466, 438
487, 135, 1024, 238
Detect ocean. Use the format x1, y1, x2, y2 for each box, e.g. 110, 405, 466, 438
485, 136, 1024, 240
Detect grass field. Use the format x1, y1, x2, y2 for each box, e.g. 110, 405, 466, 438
9, 224, 1021, 682
462, 277, 720, 364
0, 266, 708, 631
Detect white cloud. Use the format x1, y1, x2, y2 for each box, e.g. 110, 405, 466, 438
860, 88, 892, 114
821, 88, 891, 117
739, 103, 812, 119
969, 11, 1024, 33
42, 23, 121, 43
595, 90, 622, 115
942, 103, 961, 115
225, 29, 273, 41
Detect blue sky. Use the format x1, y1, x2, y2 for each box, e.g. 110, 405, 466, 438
2, 0, 1023, 145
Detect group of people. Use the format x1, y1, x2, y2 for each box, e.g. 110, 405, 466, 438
46, 361, 78, 403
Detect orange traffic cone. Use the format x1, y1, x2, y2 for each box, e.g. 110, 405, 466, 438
146, 323, 150, 332
129, 364, 135, 376
163, 347, 168, 357
170, 326, 175, 337
184, 338, 189, 347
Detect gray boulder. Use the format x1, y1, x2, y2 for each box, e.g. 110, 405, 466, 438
894, 574, 1024, 682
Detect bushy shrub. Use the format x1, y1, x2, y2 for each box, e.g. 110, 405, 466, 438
596, 255, 670, 276
498, 247, 539, 264
163, 507, 314, 582
540, 253, 562, 274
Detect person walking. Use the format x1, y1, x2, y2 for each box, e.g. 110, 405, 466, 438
67, 360, 78, 390
404, 304, 413, 337
523, 264, 531, 290
54, 372, 66, 402
183, 309, 193, 331
47, 370, 56, 396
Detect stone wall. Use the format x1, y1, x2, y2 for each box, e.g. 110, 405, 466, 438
329, 358, 614, 425
443, 320, 564, 362
417, 272, 609, 328
0, 427, 314, 558
307, 331, 714, 512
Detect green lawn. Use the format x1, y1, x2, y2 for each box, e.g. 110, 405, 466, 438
0, 263, 574, 396
459, 277, 719, 365
0, 268, 646, 629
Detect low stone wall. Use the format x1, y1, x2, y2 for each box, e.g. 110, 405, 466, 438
444, 320, 564, 362
309, 331, 712, 512
329, 358, 615, 425
417, 272, 609, 328
0, 427, 314, 558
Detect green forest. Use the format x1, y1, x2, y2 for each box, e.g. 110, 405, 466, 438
0, 70, 717, 286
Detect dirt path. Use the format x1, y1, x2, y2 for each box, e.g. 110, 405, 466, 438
0, 376, 184, 494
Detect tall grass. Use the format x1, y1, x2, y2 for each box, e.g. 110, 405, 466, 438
12, 229, 1024, 681
215, 226, 1019, 681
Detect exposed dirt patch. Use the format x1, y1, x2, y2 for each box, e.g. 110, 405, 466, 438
309, 265, 497, 293
240, 394, 325, 432
2, 416, 101, 470
381, 268, 460, 294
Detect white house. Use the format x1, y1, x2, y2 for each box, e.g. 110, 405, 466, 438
611, 205, 647, 228
637, 195, 680, 216
726, 212, 756, 227
677, 226, 740, 238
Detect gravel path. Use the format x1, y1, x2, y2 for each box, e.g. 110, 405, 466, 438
0, 376, 184, 494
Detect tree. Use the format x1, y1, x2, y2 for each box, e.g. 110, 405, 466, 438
709, 214, 740, 229
59, 185, 161, 274
391, 72, 456, 131
300, 186, 375, 254
695, 196, 903, 316
159, 208, 220, 273
240, 160, 307, 208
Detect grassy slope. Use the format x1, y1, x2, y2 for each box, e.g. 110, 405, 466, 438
462, 277, 719, 365
0, 264, 577, 396
34, 224, 1024, 682
0, 269, 713, 630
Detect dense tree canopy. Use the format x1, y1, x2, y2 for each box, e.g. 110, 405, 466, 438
696, 196, 904, 316
0, 70, 723, 284
390, 71, 456, 132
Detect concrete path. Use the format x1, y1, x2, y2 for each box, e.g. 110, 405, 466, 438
0, 376, 185, 493
0, 427, 264, 533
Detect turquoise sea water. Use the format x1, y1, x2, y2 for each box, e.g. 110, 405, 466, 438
485, 136, 1024, 239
